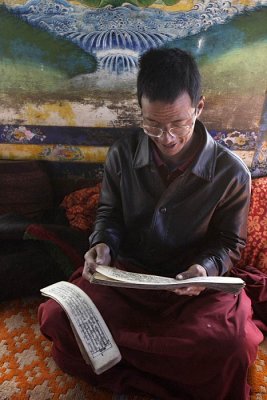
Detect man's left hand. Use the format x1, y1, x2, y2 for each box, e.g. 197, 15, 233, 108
172, 264, 207, 296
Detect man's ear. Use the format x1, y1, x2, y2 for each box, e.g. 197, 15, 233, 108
196, 96, 205, 117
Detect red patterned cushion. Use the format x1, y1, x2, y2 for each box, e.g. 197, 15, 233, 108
237, 177, 267, 273
61, 184, 101, 232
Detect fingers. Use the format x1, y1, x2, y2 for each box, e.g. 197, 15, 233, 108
172, 285, 206, 296
83, 243, 111, 281
83, 247, 96, 280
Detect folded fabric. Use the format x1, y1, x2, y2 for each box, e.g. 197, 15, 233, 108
231, 264, 267, 334
0, 239, 65, 301
24, 224, 87, 277
0, 213, 33, 240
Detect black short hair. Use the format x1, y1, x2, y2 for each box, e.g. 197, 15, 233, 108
137, 48, 201, 107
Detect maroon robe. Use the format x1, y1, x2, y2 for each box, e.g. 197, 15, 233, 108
38, 263, 266, 400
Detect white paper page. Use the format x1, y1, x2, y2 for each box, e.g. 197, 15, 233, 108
41, 281, 121, 374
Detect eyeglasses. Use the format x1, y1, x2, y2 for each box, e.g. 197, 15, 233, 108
142, 109, 197, 139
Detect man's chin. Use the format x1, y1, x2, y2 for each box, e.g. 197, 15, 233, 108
160, 144, 181, 157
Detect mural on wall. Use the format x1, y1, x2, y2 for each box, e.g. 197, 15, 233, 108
0, 0, 266, 178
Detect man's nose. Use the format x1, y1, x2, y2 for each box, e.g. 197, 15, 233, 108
159, 129, 174, 142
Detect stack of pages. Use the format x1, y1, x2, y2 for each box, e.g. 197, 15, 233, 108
90, 265, 245, 294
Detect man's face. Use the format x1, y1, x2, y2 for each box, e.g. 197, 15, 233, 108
141, 92, 204, 159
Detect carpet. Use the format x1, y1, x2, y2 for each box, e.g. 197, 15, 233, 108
0, 297, 151, 400
249, 339, 267, 400
0, 297, 266, 400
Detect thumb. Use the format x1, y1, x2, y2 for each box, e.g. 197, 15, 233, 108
176, 271, 192, 280
96, 254, 105, 264
96, 244, 109, 265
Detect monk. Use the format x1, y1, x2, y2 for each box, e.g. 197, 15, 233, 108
39, 48, 265, 400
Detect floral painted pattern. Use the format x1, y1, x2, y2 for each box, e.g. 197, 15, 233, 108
210, 130, 258, 151
1, 125, 45, 143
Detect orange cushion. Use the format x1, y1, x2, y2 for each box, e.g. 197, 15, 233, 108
61, 184, 101, 232
237, 177, 267, 274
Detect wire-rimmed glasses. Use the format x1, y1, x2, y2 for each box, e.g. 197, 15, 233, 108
142, 109, 197, 138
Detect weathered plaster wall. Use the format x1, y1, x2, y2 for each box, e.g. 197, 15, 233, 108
0, 0, 266, 178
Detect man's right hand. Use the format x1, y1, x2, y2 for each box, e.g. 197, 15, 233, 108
83, 243, 111, 280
